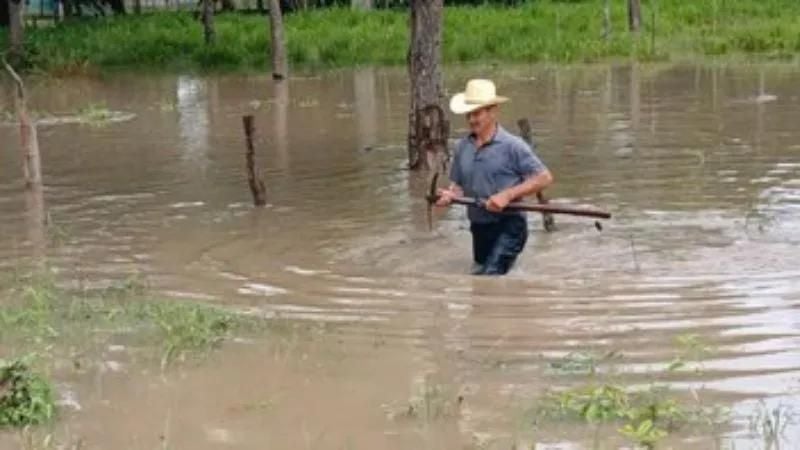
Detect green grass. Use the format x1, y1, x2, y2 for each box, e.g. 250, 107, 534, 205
2, 0, 800, 74
0, 270, 266, 368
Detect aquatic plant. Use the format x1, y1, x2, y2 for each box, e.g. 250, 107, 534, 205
0, 356, 56, 428
545, 350, 622, 376
76, 103, 115, 125
531, 333, 728, 448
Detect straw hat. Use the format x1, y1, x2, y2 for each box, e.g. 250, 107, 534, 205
449, 79, 509, 115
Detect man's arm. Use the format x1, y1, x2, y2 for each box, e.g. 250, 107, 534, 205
486, 170, 553, 212
486, 139, 554, 212
504, 169, 553, 200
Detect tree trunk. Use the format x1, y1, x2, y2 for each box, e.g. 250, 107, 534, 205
8, 0, 24, 61
63, 0, 77, 18
1, 0, 10, 28
55, 0, 64, 21
627, 0, 641, 33
268, 0, 287, 80
134, 0, 141, 14
202, 0, 215, 45
407, 0, 446, 171
650, 0, 657, 54
602, 0, 611, 40
109, 0, 126, 14
220, 0, 235, 11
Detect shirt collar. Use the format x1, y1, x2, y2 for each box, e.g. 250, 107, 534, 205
469, 123, 507, 148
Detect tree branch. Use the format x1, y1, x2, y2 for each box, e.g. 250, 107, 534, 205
2, 55, 26, 101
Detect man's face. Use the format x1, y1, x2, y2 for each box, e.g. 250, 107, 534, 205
467, 106, 496, 136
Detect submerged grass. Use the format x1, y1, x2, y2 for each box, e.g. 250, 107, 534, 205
0, 270, 265, 368
530, 334, 730, 448
2, 0, 800, 74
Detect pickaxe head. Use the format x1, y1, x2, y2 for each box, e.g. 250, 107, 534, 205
425, 172, 440, 231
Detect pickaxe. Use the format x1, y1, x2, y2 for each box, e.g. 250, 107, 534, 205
425, 172, 612, 231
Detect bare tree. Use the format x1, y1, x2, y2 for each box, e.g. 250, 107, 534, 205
407, 0, 447, 171
268, 0, 287, 80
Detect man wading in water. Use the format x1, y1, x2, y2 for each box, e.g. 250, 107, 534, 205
435, 79, 554, 275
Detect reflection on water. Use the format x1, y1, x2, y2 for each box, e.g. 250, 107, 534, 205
1, 63, 799, 449
273, 79, 290, 171
354, 67, 378, 151
177, 76, 210, 170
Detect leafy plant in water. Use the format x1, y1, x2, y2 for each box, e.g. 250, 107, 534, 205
619, 419, 667, 448
0, 356, 56, 428
546, 350, 622, 376
533, 333, 727, 449
76, 103, 114, 126
537, 383, 686, 448
667, 333, 712, 373
548, 384, 630, 422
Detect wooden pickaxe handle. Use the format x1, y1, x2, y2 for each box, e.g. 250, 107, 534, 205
428, 194, 612, 219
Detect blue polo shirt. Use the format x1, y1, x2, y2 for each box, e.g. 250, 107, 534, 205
449, 125, 547, 224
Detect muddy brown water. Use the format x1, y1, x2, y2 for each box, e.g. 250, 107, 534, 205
1, 63, 799, 449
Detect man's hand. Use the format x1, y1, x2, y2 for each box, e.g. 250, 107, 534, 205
435, 187, 458, 207
486, 190, 513, 212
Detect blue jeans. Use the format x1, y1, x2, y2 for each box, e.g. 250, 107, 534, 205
470, 215, 528, 275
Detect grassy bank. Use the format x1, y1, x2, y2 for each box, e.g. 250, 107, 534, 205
2, 0, 800, 74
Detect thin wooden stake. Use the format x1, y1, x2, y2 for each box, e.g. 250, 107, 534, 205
242, 115, 267, 207
517, 118, 555, 232
5, 58, 46, 262
4, 58, 42, 189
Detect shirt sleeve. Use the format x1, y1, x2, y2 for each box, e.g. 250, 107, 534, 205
512, 137, 546, 177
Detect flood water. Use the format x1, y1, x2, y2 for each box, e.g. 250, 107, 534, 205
1, 63, 799, 449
